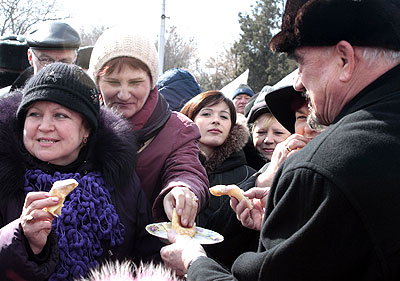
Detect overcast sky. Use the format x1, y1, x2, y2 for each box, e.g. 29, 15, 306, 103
60, 0, 256, 62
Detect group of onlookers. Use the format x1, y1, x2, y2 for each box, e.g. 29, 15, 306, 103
0, 20, 310, 280
2, 0, 400, 279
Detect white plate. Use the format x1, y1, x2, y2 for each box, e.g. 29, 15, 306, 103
145, 222, 224, 244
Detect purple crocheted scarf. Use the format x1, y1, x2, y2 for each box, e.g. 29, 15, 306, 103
24, 169, 125, 280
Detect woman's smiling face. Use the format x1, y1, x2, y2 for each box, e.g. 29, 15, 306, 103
23, 101, 90, 166
252, 113, 291, 161
98, 64, 152, 119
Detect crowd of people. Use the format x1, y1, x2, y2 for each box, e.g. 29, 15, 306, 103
1, 0, 400, 280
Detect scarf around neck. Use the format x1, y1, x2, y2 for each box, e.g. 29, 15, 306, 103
128, 87, 171, 147
24, 169, 125, 280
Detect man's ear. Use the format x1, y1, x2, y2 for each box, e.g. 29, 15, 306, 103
335, 40, 355, 82
27, 49, 34, 66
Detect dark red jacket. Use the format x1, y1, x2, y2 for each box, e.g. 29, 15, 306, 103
130, 89, 210, 221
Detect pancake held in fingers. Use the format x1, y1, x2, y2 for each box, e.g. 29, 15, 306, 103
171, 208, 196, 238
45, 179, 78, 216
209, 184, 253, 209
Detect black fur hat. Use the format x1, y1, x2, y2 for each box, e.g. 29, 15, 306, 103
270, 0, 400, 53
0, 35, 30, 71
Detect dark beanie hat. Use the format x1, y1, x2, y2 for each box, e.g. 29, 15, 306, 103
270, 0, 400, 53
17, 62, 100, 130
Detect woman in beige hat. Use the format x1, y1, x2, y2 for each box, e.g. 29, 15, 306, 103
89, 27, 209, 228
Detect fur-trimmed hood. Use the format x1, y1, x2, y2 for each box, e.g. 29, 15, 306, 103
0, 91, 138, 201
201, 114, 250, 172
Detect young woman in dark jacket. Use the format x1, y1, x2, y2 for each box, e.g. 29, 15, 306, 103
181, 91, 258, 269
0, 63, 162, 281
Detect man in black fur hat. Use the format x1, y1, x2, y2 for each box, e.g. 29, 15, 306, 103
160, 1, 400, 280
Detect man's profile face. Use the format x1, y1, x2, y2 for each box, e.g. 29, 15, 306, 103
233, 94, 251, 114
28, 49, 77, 74
292, 46, 340, 126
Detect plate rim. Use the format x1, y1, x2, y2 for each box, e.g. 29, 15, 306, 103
145, 222, 224, 244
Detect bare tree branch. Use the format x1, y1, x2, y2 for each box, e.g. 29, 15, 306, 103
0, 0, 69, 36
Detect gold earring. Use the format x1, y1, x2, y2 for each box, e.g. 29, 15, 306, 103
82, 137, 88, 145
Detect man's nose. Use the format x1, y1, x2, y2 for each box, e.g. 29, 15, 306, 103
294, 72, 305, 92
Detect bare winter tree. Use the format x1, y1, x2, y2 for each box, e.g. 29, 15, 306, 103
197, 47, 239, 91
162, 25, 200, 74
78, 25, 108, 46
0, 0, 69, 36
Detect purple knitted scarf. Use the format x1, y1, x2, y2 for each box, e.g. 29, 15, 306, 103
24, 169, 125, 280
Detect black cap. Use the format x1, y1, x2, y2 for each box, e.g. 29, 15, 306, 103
247, 100, 271, 124
246, 85, 272, 123
17, 63, 100, 130
243, 92, 259, 118
26, 22, 81, 50
264, 70, 299, 133
76, 46, 93, 69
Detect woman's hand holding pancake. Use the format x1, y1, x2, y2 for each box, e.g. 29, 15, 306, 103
164, 186, 199, 228
20, 192, 59, 254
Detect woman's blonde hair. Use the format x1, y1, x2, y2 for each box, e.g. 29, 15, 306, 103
251, 113, 275, 134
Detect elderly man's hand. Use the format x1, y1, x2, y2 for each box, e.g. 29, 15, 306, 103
160, 230, 207, 276
271, 133, 309, 167
230, 187, 270, 231
256, 133, 310, 187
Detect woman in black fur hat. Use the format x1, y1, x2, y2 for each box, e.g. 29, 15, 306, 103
0, 63, 162, 281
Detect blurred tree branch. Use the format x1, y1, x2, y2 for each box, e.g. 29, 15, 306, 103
0, 0, 69, 36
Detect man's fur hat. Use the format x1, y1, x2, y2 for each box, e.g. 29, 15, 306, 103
270, 0, 400, 53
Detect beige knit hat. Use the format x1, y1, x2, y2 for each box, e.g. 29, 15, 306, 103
88, 27, 159, 89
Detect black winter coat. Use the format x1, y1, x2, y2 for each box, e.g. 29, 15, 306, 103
0, 92, 162, 281
198, 115, 258, 270
188, 63, 400, 280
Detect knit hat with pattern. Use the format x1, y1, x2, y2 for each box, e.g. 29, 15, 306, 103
88, 27, 159, 89
17, 62, 100, 130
